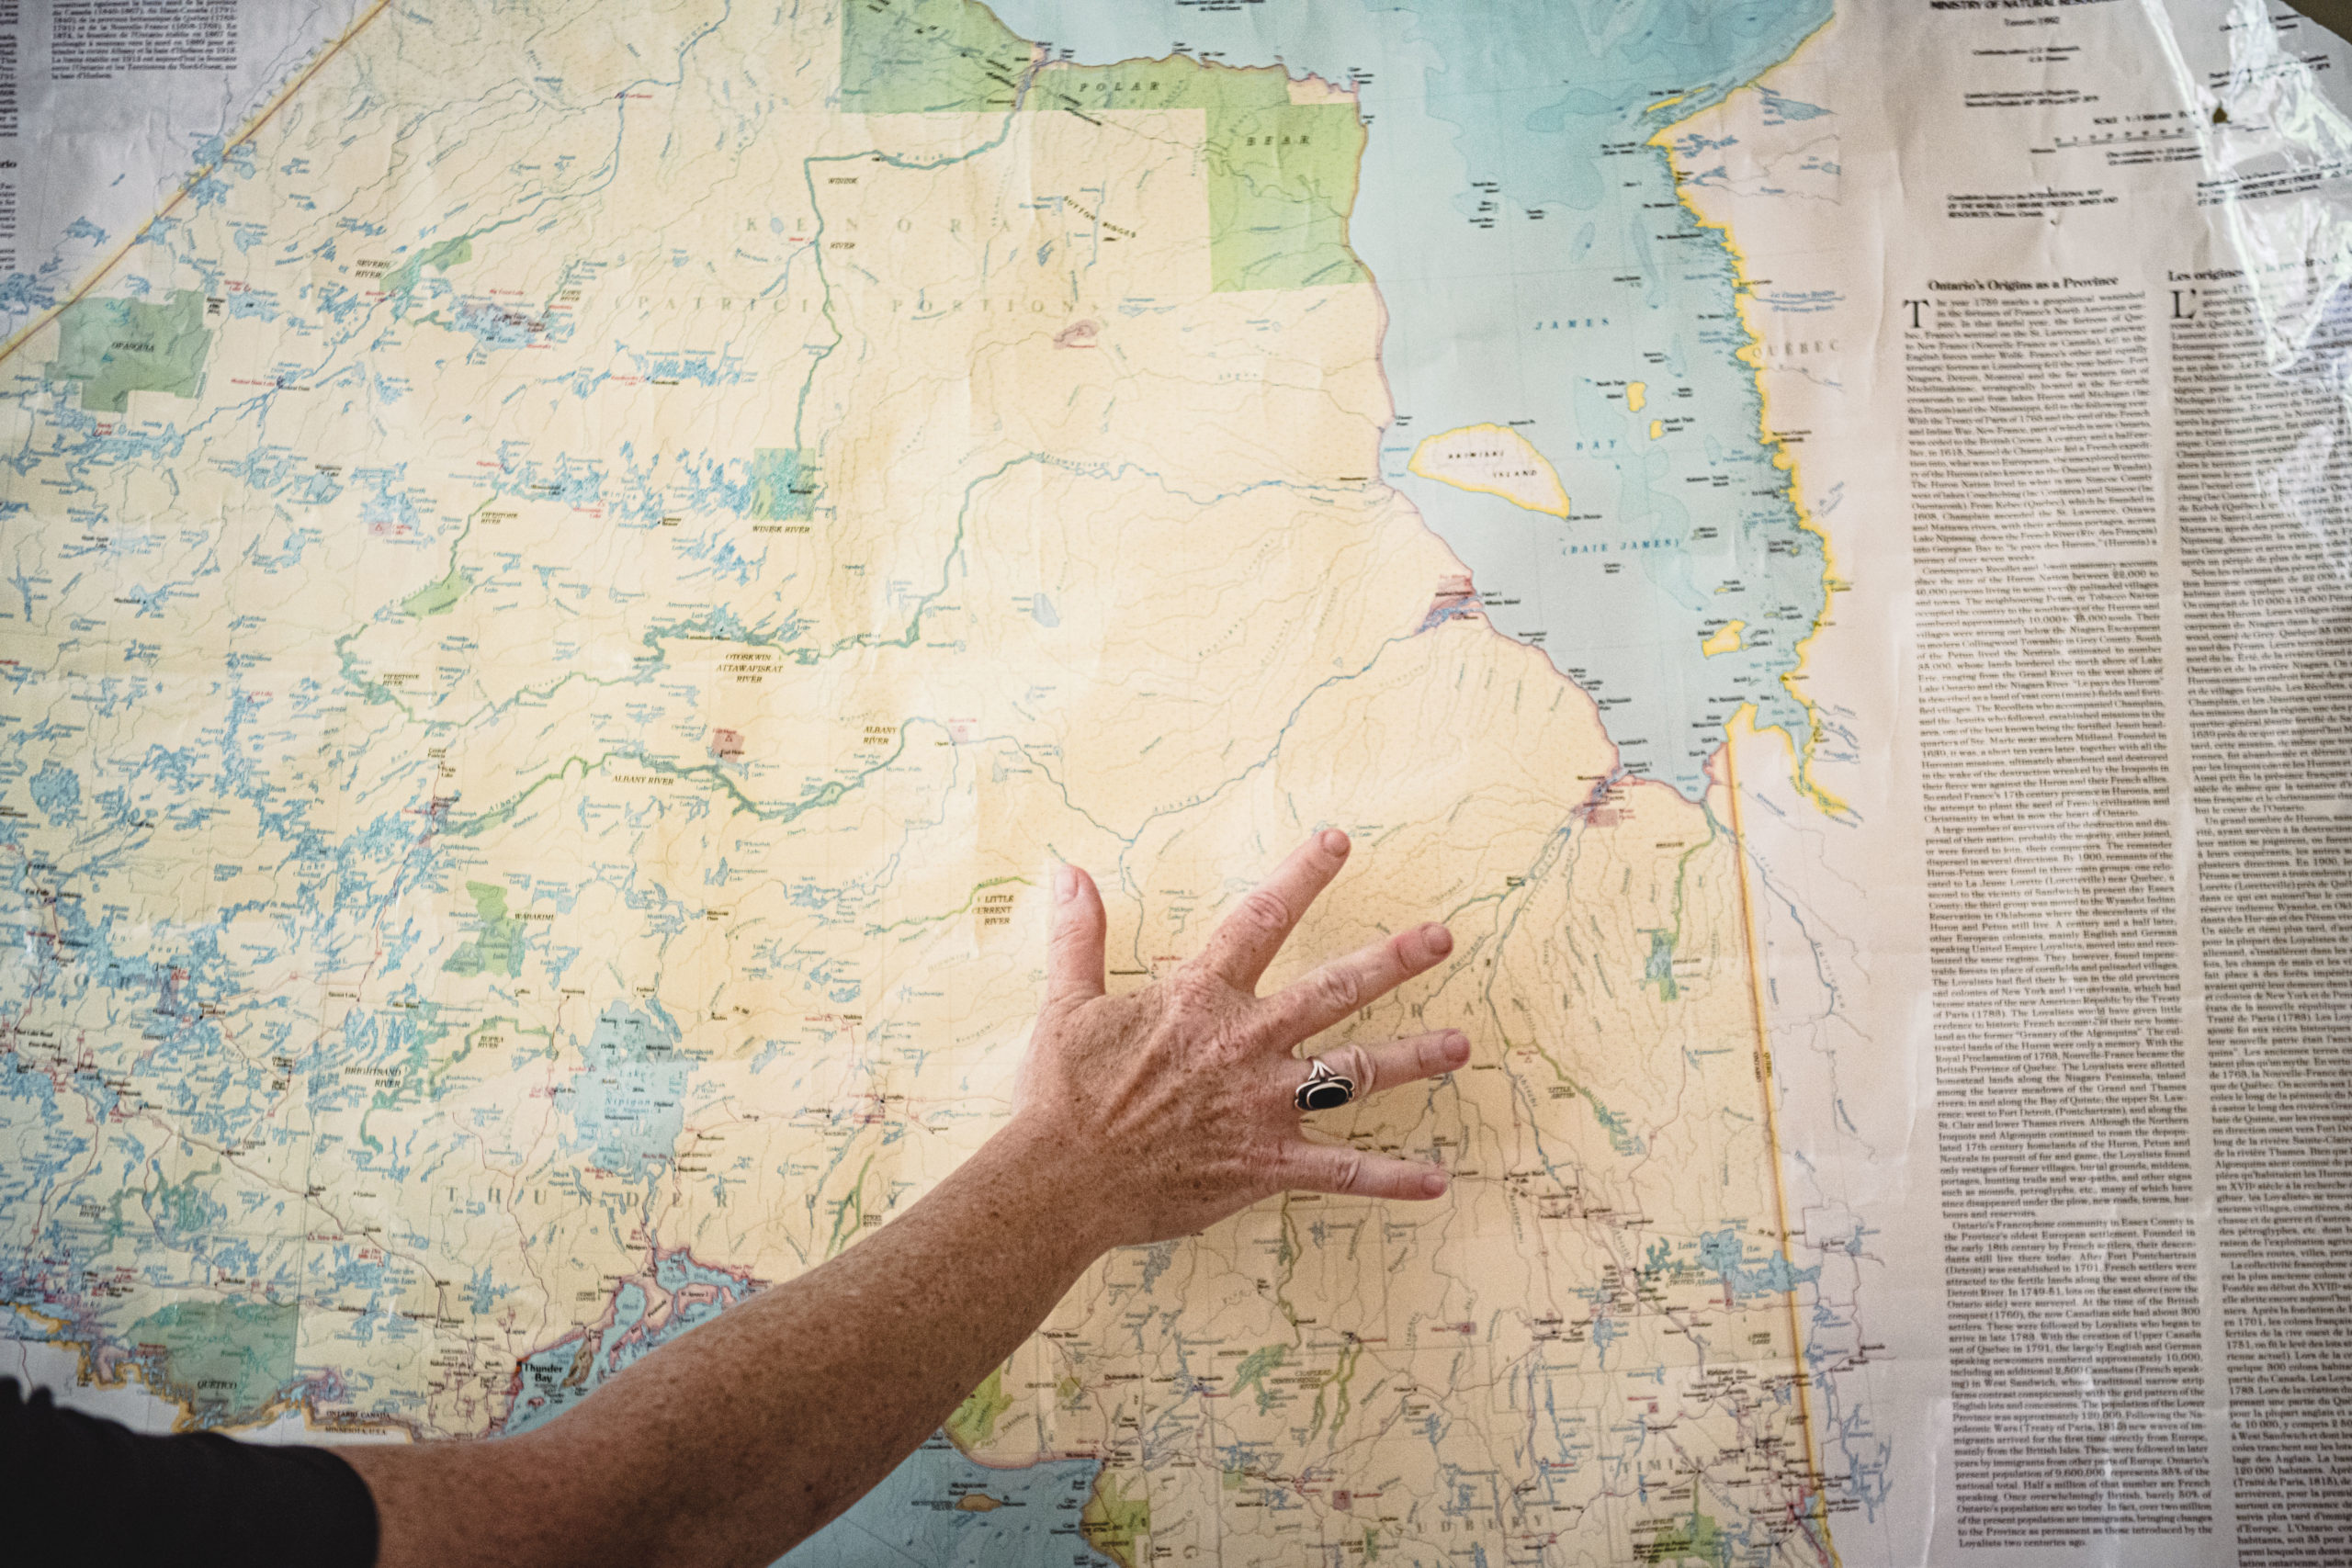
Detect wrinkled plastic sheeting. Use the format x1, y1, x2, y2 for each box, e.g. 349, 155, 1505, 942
2154, 0, 2352, 576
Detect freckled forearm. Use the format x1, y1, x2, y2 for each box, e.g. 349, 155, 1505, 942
356, 834, 1454, 1568
358, 1118, 1111, 1568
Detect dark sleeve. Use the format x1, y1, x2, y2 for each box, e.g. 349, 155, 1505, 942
0, 1375, 379, 1567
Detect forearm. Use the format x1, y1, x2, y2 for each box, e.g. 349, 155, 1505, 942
352, 836, 1459, 1567
353, 1115, 1106, 1568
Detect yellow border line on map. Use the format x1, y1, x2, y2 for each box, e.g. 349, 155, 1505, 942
0, 0, 396, 372
1668, 17, 1849, 1561
1723, 710, 1843, 1568
1648, 17, 1849, 818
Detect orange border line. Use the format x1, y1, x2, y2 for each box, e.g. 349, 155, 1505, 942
0, 0, 395, 371
1724, 731, 1843, 1567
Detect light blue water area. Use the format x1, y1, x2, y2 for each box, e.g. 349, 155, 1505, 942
1697, 1225, 1820, 1301
554, 1002, 691, 1171
28, 761, 79, 822
991, 0, 1833, 798
781, 1436, 1113, 1568
501, 1248, 760, 1435
1758, 85, 1833, 124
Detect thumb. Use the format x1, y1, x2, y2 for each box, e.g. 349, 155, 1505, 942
1046, 863, 1106, 1007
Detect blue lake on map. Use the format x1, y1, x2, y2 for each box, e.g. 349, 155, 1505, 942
779, 1438, 1112, 1567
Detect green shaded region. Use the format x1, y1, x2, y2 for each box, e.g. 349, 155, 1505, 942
443, 880, 526, 977
1306, 1336, 1361, 1441
402, 569, 471, 617
1035, 63, 1362, 294
1635, 1509, 1725, 1565
1024, 52, 1270, 116
1030, 61, 1363, 292
1080, 1470, 1149, 1568
1203, 101, 1365, 291
142, 1167, 226, 1240
1644, 929, 1679, 1001
1026, 61, 1364, 292
826, 1153, 878, 1258
1584, 1088, 1639, 1157
125, 1299, 298, 1423
944, 1367, 1013, 1450
47, 290, 211, 412
841, 4, 1365, 291
840, 0, 1035, 112
385, 234, 474, 299
1229, 1342, 1286, 1415
747, 447, 818, 520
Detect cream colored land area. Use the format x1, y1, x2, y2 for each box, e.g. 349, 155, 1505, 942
1702, 618, 1746, 656
1406, 422, 1570, 516
0, 0, 1828, 1555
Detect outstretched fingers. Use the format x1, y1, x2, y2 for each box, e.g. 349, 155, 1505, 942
1260, 922, 1453, 1047
1296, 1030, 1470, 1104
1287, 1140, 1451, 1201
1046, 863, 1107, 1007
1191, 830, 1351, 993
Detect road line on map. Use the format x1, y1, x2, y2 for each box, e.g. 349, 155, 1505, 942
0, 0, 396, 371
1723, 728, 1844, 1568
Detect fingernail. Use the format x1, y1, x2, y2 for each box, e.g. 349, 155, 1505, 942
1421, 1169, 1449, 1198
1424, 923, 1453, 958
1320, 829, 1350, 857
1056, 864, 1080, 903
1443, 1031, 1470, 1066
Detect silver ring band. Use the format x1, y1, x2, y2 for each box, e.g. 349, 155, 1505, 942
1294, 1057, 1356, 1112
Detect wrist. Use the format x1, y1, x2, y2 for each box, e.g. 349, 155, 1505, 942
978, 1110, 1122, 1264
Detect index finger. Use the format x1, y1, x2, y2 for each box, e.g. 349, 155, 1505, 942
1191, 829, 1352, 992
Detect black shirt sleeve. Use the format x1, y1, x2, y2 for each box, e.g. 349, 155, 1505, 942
1, 1375, 379, 1566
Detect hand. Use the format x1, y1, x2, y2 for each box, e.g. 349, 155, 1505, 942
1005, 829, 1468, 1250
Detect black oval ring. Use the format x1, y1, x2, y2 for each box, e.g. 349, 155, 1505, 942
1294, 1059, 1356, 1112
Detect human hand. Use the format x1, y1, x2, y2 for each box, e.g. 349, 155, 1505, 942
1005, 829, 1467, 1250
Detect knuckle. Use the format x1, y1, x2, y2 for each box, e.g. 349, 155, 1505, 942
1329, 1043, 1374, 1095
1206, 1017, 1258, 1060
1238, 887, 1293, 935
1333, 1148, 1366, 1194
1170, 967, 1228, 1013
1313, 964, 1361, 1015
1255, 1135, 1297, 1187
